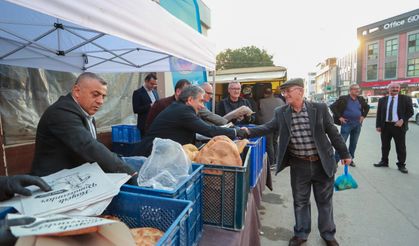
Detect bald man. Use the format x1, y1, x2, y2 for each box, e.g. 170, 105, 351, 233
198, 83, 228, 126
31, 72, 136, 181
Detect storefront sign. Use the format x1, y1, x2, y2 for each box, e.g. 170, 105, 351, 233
360, 78, 419, 88
383, 14, 419, 30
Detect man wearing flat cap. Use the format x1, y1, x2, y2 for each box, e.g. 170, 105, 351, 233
242, 78, 351, 246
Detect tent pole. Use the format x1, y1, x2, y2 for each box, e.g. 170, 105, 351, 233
211, 70, 216, 113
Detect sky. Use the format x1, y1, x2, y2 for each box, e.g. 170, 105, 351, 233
203, 0, 419, 78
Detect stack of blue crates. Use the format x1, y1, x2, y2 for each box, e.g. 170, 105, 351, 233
111, 124, 141, 156
121, 164, 204, 246
104, 191, 192, 246
248, 136, 266, 188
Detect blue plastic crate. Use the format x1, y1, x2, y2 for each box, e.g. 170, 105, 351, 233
111, 124, 141, 143
104, 192, 192, 246
198, 146, 251, 230
248, 136, 265, 188
121, 164, 203, 246
112, 142, 141, 156
0, 207, 17, 219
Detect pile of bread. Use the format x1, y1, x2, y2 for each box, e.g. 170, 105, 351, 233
48, 215, 164, 246
183, 136, 248, 173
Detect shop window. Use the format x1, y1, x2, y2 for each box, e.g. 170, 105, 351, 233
408, 33, 419, 53
384, 61, 397, 79
385, 38, 398, 57
367, 43, 379, 60
407, 58, 419, 77
367, 64, 378, 80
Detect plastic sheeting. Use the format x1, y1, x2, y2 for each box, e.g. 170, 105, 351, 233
0, 64, 142, 145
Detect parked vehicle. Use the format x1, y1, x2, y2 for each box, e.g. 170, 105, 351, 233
366, 95, 383, 116
409, 98, 419, 125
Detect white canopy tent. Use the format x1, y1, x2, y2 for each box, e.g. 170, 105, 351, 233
0, 0, 216, 73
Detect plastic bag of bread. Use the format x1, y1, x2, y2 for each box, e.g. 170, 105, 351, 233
195, 136, 247, 175
137, 138, 192, 190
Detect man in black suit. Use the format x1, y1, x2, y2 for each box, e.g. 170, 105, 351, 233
374, 82, 413, 174
131, 85, 248, 157
132, 72, 159, 137
31, 72, 136, 182
242, 78, 351, 246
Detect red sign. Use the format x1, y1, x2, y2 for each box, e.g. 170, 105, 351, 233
360, 78, 419, 88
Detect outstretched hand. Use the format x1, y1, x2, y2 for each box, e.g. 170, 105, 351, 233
6, 175, 51, 197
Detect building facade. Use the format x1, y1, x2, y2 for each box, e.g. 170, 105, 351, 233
337, 50, 357, 96
313, 58, 338, 101
357, 9, 419, 97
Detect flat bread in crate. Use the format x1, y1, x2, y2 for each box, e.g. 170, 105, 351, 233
195, 135, 243, 175
130, 227, 165, 246
182, 144, 199, 161
235, 139, 249, 154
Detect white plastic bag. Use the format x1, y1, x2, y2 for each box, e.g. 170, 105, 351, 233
137, 138, 192, 190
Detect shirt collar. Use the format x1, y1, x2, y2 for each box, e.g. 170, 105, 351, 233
71, 95, 94, 119
291, 102, 307, 113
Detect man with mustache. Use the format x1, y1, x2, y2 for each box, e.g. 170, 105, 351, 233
374, 82, 413, 173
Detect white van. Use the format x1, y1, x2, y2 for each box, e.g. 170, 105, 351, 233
409, 98, 419, 125
366, 95, 383, 116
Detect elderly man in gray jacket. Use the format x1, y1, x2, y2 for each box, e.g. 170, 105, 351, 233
242, 78, 351, 246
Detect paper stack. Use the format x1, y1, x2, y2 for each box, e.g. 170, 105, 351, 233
0, 163, 131, 217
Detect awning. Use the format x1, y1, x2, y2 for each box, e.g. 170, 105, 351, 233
360, 78, 419, 88
0, 0, 216, 73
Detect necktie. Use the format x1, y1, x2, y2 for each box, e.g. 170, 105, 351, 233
388, 96, 394, 122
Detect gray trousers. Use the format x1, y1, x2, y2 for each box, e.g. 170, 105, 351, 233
289, 157, 336, 240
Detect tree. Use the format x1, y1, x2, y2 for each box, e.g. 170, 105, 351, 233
216, 45, 275, 70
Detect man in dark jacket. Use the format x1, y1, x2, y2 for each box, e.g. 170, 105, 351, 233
31, 72, 136, 182
132, 72, 159, 137
330, 84, 369, 167
132, 85, 247, 157
242, 78, 350, 246
374, 82, 413, 173
216, 81, 255, 124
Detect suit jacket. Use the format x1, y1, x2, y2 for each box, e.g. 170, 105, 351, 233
132, 86, 159, 132
145, 95, 176, 130
31, 94, 135, 176
376, 94, 413, 131
132, 102, 237, 157
248, 101, 350, 178
198, 108, 228, 126
257, 96, 285, 124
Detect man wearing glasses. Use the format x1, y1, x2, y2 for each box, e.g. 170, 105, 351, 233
241, 78, 351, 246
215, 81, 255, 124
330, 84, 369, 167
198, 83, 228, 126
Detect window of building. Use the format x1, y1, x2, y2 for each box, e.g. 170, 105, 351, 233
384, 61, 397, 79
408, 33, 419, 53
367, 64, 378, 80
385, 38, 398, 57
407, 58, 419, 77
367, 43, 379, 60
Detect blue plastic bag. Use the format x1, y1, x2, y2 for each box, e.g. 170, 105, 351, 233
334, 165, 358, 191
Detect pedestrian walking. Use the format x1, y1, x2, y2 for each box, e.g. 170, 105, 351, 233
330, 84, 369, 167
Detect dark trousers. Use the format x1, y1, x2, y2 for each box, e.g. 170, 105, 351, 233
266, 131, 279, 167
380, 123, 407, 166
290, 157, 336, 240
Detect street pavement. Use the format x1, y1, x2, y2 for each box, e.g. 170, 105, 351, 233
259, 117, 419, 246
